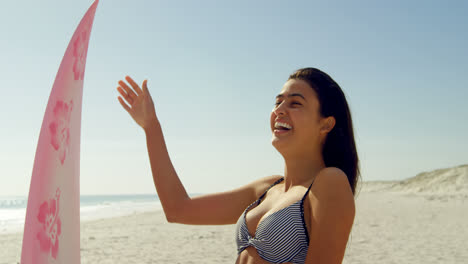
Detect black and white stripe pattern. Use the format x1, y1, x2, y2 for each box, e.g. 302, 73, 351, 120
235, 177, 314, 264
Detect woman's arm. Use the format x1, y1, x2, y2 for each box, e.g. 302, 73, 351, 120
144, 121, 281, 224
304, 167, 356, 264
117, 76, 281, 225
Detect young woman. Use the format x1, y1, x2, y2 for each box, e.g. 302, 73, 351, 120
116, 68, 360, 264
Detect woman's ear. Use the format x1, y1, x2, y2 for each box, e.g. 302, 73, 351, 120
321, 116, 336, 134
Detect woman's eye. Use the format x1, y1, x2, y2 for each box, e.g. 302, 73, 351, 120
274, 101, 301, 106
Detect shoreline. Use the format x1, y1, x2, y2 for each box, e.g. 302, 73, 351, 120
0, 209, 238, 263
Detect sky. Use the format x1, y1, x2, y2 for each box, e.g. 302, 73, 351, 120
1, 0, 467, 195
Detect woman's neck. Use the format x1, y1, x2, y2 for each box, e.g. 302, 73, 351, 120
282, 153, 325, 191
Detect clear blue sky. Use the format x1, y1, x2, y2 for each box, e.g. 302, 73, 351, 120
1, 0, 467, 195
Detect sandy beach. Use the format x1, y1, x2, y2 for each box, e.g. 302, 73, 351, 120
2, 165, 467, 263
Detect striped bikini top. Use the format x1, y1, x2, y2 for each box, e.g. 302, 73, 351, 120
236, 177, 315, 264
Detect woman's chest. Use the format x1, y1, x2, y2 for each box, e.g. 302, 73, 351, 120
244, 192, 312, 237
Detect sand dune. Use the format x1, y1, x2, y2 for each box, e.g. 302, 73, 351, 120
360, 164, 468, 197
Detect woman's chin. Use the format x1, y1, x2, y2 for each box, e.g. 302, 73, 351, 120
271, 133, 292, 150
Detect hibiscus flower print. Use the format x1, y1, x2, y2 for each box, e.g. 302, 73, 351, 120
49, 100, 73, 165
72, 28, 89, 81
36, 188, 62, 259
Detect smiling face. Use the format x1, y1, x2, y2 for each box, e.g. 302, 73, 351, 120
270, 79, 334, 157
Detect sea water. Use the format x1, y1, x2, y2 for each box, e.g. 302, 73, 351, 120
0, 194, 162, 234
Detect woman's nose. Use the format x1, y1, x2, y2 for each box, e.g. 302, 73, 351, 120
273, 103, 286, 116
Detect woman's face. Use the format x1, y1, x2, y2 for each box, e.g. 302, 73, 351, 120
270, 79, 329, 156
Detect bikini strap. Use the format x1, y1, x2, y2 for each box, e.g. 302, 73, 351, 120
300, 177, 316, 244
301, 176, 316, 202
257, 177, 284, 202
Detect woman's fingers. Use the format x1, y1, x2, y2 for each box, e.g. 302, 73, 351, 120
118, 80, 138, 99
125, 76, 143, 95
117, 96, 132, 113
142, 79, 149, 94
117, 86, 134, 105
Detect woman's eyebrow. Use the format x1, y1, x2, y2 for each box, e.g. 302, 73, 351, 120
275, 93, 306, 101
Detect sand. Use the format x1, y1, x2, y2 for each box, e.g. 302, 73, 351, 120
2, 165, 468, 263
344, 191, 467, 264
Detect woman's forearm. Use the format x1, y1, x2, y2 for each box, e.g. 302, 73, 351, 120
144, 122, 189, 221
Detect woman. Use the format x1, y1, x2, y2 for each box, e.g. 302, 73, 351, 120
116, 67, 359, 264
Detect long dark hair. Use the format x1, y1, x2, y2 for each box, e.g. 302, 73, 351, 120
288, 68, 360, 196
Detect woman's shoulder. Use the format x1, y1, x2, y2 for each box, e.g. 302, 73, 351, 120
309, 167, 355, 209
314, 167, 349, 189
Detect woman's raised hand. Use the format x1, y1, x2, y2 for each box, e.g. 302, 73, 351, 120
117, 76, 158, 130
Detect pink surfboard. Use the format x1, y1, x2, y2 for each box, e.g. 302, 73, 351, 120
21, 1, 99, 263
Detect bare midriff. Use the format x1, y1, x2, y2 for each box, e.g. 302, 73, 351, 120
235, 247, 272, 264
236, 247, 293, 264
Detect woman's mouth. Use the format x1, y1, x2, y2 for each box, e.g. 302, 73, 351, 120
273, 121, 293, 136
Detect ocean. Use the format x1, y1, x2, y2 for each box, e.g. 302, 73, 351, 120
0, 194, 162, 234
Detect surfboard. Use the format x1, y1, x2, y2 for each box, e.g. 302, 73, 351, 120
21, 1, 99, 263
